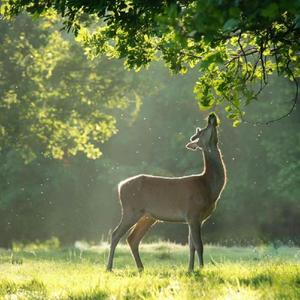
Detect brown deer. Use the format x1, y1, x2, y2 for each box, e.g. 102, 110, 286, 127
106, 113, 227, 272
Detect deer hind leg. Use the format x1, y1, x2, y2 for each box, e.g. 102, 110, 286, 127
188, 227, 196, 272
106, 210, 142, 271
127, 215, 156, 271
188, 220, 204, 270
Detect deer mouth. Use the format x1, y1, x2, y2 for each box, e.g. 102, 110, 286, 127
186, 141, 199, 151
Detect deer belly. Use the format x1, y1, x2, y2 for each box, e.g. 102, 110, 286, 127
145, 205, 186, 222
149, 213, 186, 223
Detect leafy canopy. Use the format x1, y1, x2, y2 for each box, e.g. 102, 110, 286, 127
2, 0, 300, 125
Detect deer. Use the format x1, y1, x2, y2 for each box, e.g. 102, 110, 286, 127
106, 113, 227, 272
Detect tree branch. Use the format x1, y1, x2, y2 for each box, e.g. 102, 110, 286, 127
243, 60, 298, 126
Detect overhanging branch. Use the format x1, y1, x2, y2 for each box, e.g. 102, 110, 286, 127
243, 60, 298, 126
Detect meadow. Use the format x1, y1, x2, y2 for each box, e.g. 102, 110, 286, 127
0, 241, 299, 300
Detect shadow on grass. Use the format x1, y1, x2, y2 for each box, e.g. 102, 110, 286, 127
239, 274, 273, 287
3, 248, 108, 264
2, 244, 299, 268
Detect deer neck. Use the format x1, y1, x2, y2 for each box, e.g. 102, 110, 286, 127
202, 145, 226, 202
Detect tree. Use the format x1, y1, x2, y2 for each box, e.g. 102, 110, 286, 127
0, 13, 142, 247
0, 13, 139, 161
2, 1, 300, 125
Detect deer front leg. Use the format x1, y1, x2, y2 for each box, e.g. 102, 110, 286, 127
188, 220, 204, 269
188, 227, 195, 272
106, 212, 141, 271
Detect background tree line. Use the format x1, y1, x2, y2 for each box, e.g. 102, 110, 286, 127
0, 15, 299, 248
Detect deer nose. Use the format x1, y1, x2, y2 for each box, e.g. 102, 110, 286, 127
186, 141, 198, 151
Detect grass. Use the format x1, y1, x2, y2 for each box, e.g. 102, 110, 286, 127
0, 241, 299, 299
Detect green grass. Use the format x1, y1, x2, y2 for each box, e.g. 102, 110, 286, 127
0, 242, 299, 299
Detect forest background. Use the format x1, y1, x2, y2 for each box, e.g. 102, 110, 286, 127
0, 14, 299, 248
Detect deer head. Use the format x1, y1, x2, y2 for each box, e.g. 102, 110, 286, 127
186, 113, 219, 151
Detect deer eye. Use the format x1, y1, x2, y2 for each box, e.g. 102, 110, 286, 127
190, 131, 201, 141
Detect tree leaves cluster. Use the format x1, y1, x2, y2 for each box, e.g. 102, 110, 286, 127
0, 14, 143, 246
2, 0, 300, 124
0, 13, 140, 161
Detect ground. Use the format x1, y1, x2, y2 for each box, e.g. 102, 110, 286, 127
0, 242, 299, 299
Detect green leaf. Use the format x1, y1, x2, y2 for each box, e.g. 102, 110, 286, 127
200, 52, 223, 71
295, 15, 300, 29
261, 3, 279, 19
233, 119, 241, 127
223, 18, 239, 33
225, 106, 232, 112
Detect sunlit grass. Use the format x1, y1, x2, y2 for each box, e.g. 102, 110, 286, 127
0, 242, 299, 299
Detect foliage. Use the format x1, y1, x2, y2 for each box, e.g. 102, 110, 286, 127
2, 1, 300, 124
0, 14, 138, 161
0, 243, 299, 299
0, 14, 141, 247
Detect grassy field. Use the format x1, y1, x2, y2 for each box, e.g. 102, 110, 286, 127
0, 241, 299, 300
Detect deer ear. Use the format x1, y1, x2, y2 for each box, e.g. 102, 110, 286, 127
190, 127, 201, 141
208, 113, 219, 127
